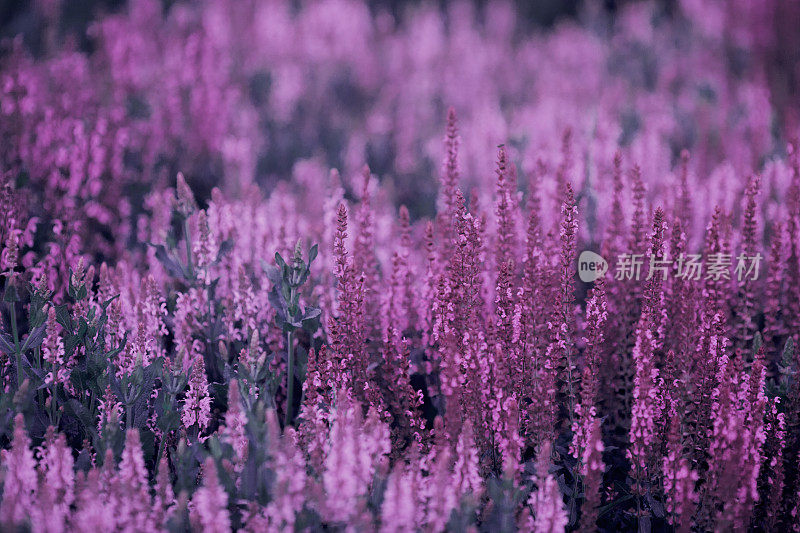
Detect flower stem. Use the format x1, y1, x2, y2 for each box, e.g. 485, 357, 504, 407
183, 218, 193, 278
10, 302, 20, 384
284, 329, 294, 427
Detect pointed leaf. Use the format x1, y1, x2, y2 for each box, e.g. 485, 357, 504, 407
303, 307, 321, 321
782, 337, 794, 366
150, 243, 186, 279
0, 333, 15, 355
20, 324, 47, 352
215, 239, 234, 263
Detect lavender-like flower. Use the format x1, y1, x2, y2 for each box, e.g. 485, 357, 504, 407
182, 355, 212, 432
191, 458, 231, 533
0, 414, 37, 527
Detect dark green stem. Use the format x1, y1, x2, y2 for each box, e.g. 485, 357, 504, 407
155, 434, 167, 470
284, 329, 294, 427
183, 219, 193, 278
126, 401, 133, 429
9, 302, 18, 348
10, 302, 21, 385
35, 346, 44, 409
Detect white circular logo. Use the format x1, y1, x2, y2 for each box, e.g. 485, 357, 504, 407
578, 251, 608, 282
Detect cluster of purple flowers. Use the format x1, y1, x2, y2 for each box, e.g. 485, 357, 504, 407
1, 0, 800, 531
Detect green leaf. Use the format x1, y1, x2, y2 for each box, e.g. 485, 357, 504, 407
262, 262, 281, 285
0, 333, 15, 355
3, 283, 19, 303
101, 294, 119, 311
296, 267, 310, 287
65, 399, 100, 442
150, 243, 187, 279
55, 304, 73, 332
215, 239, 234, 263
20, 324, 46, 352
303, 307, 321, 321
76, 284, 88, 301
275, 252, 287, 273
752, 331, 763, 354
782, 337, 794, 367
598, 494, 634, 517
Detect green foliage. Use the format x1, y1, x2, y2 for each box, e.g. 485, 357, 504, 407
263, 241, 321, 334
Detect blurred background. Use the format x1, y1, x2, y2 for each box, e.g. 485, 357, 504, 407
1, 0, 799, 263
2, 0, 639, 45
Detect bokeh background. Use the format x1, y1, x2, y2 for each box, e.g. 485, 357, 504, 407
2, 0, 799, 262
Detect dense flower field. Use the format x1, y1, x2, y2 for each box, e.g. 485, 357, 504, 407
1, 0, 800, 531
